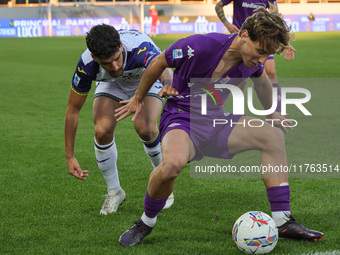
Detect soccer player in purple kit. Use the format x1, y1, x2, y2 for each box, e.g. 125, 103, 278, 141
215, 0, 296, 113
116, 6, 324, 246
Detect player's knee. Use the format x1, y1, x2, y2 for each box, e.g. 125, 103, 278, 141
160, 158, 186, 181
263, 127, 285, 152
135, 121, 158, 141
94, 125, 113, 144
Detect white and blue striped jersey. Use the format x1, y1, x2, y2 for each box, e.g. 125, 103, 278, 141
71, 30, 161, 95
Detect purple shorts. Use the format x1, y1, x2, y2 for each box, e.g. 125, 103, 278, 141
159, 109, 242, 161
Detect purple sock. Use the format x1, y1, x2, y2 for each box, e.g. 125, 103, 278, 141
144, 191, 167, 218
266, 185, 290, 212
272, 83, 281, 113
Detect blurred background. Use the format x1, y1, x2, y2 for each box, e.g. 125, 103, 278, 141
0, 0, 340, 38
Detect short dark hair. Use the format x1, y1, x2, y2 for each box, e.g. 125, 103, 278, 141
86, 24, 121, 59
240, 4, 294, 54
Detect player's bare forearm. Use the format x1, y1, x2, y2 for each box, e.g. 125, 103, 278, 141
64, 89, 87, 159
65, 111, 89, 180
64, 90, 89, 180
254, 79, 274, 111
64, 110, 79, 159
215, 1, 228, 25
252, 74, 293, 133
160, 67, 173, 87
135, 52, 170, 102
251, 72, 274, 111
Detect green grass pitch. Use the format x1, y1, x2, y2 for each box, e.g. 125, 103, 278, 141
0, 32, 339, 255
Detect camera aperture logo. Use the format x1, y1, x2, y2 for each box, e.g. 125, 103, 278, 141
199, 83, 223, 109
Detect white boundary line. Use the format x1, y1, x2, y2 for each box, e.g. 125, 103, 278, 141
299, 251, 340, 255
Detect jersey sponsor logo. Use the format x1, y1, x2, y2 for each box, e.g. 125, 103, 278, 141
187, 45, 194, 59
73, 73, 81, 86
144, 51, 157, 66
138, 47, 147, 55
168, 123, 181, 128
173, 49, 183, 59
77, 67, 87, 75
241, 2, 266, 9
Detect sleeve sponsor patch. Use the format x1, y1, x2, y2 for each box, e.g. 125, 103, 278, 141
73, 73, 81, 86
173, 49, 183, 59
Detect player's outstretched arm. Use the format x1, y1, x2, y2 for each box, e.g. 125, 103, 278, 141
215, 1, 239, 33
65, 89, 89, 181
115, 52, 170, 122
158, 61, 176, 98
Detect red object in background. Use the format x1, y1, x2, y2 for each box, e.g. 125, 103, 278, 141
149, 5, 159, 36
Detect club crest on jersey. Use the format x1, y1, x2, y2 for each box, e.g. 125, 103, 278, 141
173, 49, 183, 59
187, 45, 194, 59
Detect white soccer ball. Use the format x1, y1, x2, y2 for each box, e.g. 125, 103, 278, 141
232, 211, 278, 254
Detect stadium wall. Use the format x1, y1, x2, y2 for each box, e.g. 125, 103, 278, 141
0, 3, 340, 37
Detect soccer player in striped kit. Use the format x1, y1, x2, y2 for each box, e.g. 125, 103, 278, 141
65, 25, 174, 215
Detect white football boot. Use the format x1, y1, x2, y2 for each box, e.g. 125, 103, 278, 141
162, 192, 174, 210
100, 188, 126, 215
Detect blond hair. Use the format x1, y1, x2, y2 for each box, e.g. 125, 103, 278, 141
239, 3, 294, 54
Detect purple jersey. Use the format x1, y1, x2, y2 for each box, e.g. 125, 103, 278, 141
221, 0, 276, 28
163, 33, 264, 114
160, 33, 264, 161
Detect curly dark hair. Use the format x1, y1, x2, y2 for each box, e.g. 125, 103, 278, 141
239, 3, 294, 54
86, 24, 121, 59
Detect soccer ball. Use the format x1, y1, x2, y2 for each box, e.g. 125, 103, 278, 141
232, 211, 278, 254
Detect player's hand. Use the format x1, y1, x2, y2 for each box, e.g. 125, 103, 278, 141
225, 23, 239, 33
115, 96, 144, 122
266, 111, 293, 134
158, 85, 179, 98
67, 157, 88, 181
284, 45, 296, 60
